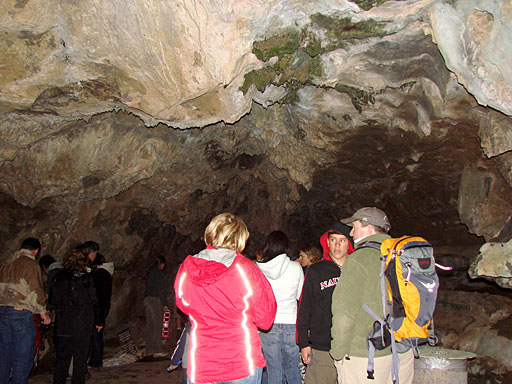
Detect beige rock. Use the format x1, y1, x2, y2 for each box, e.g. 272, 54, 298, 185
469, 240, 512, 288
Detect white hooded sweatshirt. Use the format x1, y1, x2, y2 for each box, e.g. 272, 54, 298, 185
257, 254, 304, 324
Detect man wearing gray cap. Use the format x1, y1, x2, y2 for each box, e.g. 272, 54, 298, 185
329, 207, 414, 384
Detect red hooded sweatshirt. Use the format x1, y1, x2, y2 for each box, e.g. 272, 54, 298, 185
175, 246, 277, 383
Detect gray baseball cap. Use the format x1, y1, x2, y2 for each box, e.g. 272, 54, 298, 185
341, 207, 391, 232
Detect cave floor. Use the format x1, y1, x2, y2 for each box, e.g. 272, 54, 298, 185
28, 317, 183, 383
29, 359, 183, 383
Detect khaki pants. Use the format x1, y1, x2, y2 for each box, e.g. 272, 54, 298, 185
144, 297, 164, 355
334, 349, 414, 384
304, 349, 337, 384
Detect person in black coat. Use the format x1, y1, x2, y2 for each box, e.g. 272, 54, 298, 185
49, 244, 100, 384
87, 252, 113, 368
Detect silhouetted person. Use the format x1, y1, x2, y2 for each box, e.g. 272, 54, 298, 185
39, 254, 63, 295
49, 244, 100, 384
144, 255, 168, 357
87, 251, 113, 368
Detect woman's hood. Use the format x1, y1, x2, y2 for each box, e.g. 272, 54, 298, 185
257, 253, 290, 280
182, 247, 238, 287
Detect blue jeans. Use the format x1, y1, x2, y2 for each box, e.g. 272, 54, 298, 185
260, 323, 301, 384
187, 367, 262, 384
0, 306, 36, 384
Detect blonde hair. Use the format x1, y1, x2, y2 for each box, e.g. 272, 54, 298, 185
204, 213, 250, 252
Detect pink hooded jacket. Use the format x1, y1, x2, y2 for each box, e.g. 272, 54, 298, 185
175, 245, 277, 383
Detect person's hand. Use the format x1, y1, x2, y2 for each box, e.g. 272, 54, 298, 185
96, 325, 103, 331
301, 346, 312, 365
169, 364, 179, 371
335, 357, 345, 366
40, 312, 51, 325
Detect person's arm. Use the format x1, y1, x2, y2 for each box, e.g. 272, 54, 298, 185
28, 261, 48, 316
246, 262, 276, 331
86, 274, 102, 330
174, 262, 190, 316
156, 269, 167, 308
170, 323, 189, 367
296, 268, 314, 350
330, 258, 366, 360
95, 270, 113, 325
296, 265, 304, 301
297, 267, 314, 364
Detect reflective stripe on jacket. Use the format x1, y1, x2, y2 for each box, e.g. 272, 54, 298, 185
175, 248, 276, 383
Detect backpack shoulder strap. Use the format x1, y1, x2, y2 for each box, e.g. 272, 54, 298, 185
356, 241, 381, 251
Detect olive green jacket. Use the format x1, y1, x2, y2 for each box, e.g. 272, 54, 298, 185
330, 233, 391, 359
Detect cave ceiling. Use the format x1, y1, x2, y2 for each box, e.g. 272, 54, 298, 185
1, 0, 512, 285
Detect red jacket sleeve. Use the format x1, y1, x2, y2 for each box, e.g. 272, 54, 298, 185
296, 268, 313, 348
173, 260, 190, 316
245, 260, 276, 331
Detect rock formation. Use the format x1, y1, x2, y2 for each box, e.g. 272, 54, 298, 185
1, 0, 512, 377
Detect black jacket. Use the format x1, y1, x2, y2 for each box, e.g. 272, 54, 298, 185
144, 265, 166, 307
49, 269, 98, 337
91, 266, 112, 326
296, 259, 342, 351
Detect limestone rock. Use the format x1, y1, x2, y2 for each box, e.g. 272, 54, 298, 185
436, 291, 512, 370
469, 240, 512, 288
458, 165, 512, 241
429, 1, 512, 117
479, 110, 512, 158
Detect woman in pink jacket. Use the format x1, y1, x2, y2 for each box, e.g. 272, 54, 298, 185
175, 213, 277, 384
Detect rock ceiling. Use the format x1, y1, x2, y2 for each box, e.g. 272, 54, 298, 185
1, 0, 512, 285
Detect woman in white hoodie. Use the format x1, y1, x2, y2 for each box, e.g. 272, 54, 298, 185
257, 231, 304, 384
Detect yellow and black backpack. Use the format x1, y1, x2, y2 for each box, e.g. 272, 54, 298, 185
360, 236, 448, 383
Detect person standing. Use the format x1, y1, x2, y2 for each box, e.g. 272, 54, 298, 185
0, 237, 51, 384
83, 241, 113, 368
330, 207, 414, 384
49, 244, 100, 384
296, 223, 354, 384
84, 241, 99, 267
296, 246, 322, 271
38, 254, 63, 295
144, 255, 168, 358
88, 252, 113, 368
257, 231, 304, 384
175, 213, 277, 384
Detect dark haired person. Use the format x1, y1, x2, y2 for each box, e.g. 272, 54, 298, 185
39, 254, 63, 295
144, 255, 168, 358
88, 251, 113, 368
49, 244, 100, 384
257, 231, 304, 384
83, 241, 99, 267
296, 223, 354, 384
0, 237, 50, 384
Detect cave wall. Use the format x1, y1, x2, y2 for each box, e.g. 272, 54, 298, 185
1, 0, 512, 305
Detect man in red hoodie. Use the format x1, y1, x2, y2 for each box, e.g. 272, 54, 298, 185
296, 223, 354, 384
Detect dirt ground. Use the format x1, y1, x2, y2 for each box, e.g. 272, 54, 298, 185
29, 360, 183, 384
28, 319, 184, 384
